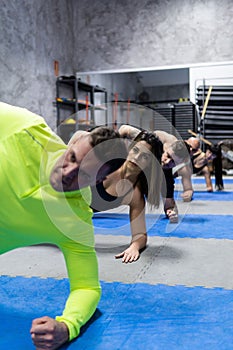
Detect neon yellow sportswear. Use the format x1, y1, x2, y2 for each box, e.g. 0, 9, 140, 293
0, 102, 101, 341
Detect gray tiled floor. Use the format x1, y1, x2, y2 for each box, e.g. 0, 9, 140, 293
1, 176, 232, 291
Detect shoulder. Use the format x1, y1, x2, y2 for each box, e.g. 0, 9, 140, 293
154, 130, 177, 145
0, 102, 46, 139
118, 125, 141, 139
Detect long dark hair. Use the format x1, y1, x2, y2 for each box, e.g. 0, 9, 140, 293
129, 131, 163, 208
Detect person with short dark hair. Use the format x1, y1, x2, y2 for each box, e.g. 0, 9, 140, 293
186, 137, 214, 192
0, 102, 127, 349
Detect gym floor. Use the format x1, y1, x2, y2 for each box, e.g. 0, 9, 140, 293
1, 175, 233, 349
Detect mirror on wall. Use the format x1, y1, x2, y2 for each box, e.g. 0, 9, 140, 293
77, 67, 190, 106
74, 62, 233, 144
57, 62, 233, 149
75, 66, 194, 140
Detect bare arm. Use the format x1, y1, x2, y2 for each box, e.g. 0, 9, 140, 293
118, 125, 178, 150
178, 164, 194, 201
154, 130, 178, 148
118, 124, 141, 139
115, 187, 147, 263
30, 243, 101, 348
178, 164, 193, 191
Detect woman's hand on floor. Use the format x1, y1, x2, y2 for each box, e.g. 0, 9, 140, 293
115, 246, 140, 263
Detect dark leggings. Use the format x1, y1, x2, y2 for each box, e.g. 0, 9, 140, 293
162, 168, 175, 199
213, 145, 224, 190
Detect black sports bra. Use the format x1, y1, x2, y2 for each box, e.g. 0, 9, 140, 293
90, 181, 134, 213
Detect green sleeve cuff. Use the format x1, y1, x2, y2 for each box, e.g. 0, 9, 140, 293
55, 287, 101, 341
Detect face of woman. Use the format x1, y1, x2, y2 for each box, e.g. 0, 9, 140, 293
126, 140, 152, 171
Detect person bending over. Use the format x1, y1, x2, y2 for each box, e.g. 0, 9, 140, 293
0, 102, 127, 349
186, 137, 215, 192
119, 125, 192, 223
91, 130, 163, 263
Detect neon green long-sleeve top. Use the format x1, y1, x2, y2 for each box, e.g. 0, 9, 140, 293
0, 102, 101, 341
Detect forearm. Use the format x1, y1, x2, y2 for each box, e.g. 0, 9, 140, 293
130, 233, 147, 251
178, 165, 193, 191
127, 195, 147, 261
59, 245, 101, 341
181, 176, 193, 191
56, 287, 101, 341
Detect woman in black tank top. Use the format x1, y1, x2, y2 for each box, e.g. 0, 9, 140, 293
91, 131, 163, 263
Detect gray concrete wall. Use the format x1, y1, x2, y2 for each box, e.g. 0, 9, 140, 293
0, 0, 75, 128
74, 0, 233, 72
1, 0, 233, 127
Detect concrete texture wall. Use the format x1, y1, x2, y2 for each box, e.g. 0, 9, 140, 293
0, 0, 75, 128
74, 0, 233, 72
1, 0, 233, 127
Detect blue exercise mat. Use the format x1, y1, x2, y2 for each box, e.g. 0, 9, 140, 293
1, 276, 233, 350
176, 177, 233, 185
93, 214, 233, 240
174, 190, 233, 201
175, 177, 233, 201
